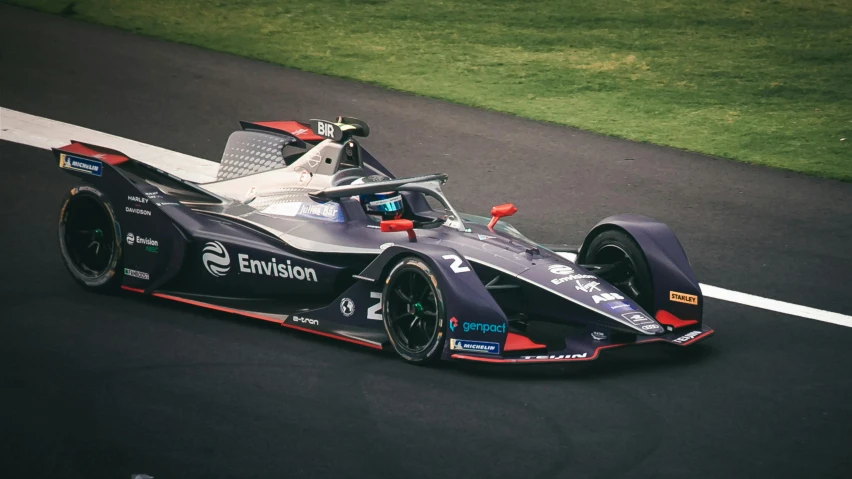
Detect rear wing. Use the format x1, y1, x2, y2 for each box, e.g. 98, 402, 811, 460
55, 141, 225, 205
309, 117, 370, 142
240, 116, 370, 147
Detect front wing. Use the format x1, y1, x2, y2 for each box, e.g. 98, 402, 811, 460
449, 324, 714, 364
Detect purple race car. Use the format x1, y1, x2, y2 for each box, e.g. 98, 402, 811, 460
55, 116, 713, 365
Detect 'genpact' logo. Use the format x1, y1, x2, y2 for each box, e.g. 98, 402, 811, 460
202, 241, 231, 277
449, 317, 458, 331
462, 321, 506, 334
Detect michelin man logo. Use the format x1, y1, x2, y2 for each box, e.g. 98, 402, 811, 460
202, 241, 231, 277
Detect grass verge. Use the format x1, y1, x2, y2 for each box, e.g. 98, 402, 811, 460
6, 0, 852, 180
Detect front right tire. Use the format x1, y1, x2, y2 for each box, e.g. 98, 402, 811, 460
58, 186, 123, 290
382, 257, 447, 364
581, 228, 655, 313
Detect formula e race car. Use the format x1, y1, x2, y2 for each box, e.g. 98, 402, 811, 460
55, 116, 713, 364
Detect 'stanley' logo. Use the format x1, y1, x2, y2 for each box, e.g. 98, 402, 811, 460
670, 291, 699, 305
202, 241, 231, 277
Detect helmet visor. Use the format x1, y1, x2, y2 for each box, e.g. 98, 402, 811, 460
364, 193, 404, 213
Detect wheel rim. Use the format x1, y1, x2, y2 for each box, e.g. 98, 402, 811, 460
63, 196, 115, 277
386, 269, 440, 354
591, 244, 643, 301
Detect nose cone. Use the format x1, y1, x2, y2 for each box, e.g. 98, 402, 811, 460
519, 260, 665, 335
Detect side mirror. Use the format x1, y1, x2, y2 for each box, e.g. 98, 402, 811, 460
380, 219, 416, 241
488, 203, 517, 229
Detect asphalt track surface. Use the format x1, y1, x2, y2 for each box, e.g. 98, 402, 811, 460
1, 5, 851, 479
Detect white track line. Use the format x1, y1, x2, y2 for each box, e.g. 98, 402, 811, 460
3, 107, 851, 328
1, 107, 217, 182
698, 284, 852, 328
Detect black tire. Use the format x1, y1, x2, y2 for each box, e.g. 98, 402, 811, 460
58, 186, 123, 290
382, 257, 447, 364
582, 229, 654, 312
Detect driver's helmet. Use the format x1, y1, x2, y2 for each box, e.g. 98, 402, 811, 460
350, 175, 404, 220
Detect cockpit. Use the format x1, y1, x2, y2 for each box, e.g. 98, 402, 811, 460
199, 117, 463, 230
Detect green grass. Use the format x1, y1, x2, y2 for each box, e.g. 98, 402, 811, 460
7, 0, 852, 180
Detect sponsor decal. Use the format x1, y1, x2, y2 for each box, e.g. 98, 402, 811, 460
458, 321, 506, 334
520, 353, 588, 360
245, 186, 258, 199
670, 291, 699, 306
449, 317, 458, 331
292, 128, 309, 136
237, 254, 317, 281
126, 232, 158, 252
60, 154, 103, 176
316, 121, 336, 138
297, 202, 344, 222
574, 279, 601, 293
621, 312, 664, 333
340, 298, 355, 317
450, 339, 500, 355
123, 268, 150, 280
127, 195, 149, 204
307, 153, 322, 168
592, 292, 624, 304
550, 273, 596, 285
202, 241, 231, 277
673, 330, 703, 343
605, 301, 634, 312
379, 242, 394, 250
261, 202, 343, 222
145, 191, 161, 198
477, 234, 495, 241
125, 207, 151, 216
591, 331, 607, 341
621, 312, 654, 325
291, 315, 319, 326
548, 264, 574, 275
298, 170, 311, 184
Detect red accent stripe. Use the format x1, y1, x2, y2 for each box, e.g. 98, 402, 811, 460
655, 310, 699, 329
503, 332, 546, 352
122, 286, 145, 293
122, 286, 382, 350
152, 292, 284, 324
252, 121, 325, 142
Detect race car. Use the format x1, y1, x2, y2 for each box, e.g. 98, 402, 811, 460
55, 116, 713, 364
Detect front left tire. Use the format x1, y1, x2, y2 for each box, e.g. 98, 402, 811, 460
58, 186, 123, 290
382, 257, 447, 364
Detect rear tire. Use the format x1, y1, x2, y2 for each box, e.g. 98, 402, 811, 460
382, 257, 447, 364
581, 229, 654, 312
58, 186, 123, 290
